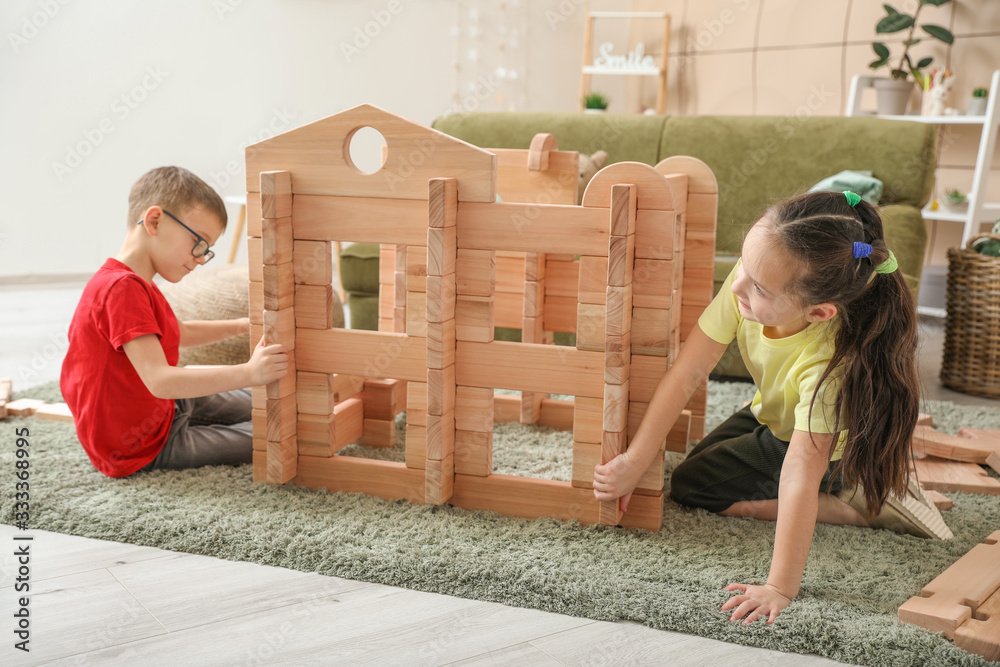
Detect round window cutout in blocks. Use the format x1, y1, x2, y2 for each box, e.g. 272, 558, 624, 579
344, 125, 388, 175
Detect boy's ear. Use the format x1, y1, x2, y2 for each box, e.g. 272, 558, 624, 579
805, 303, 838, 323
139, 206, 162, 234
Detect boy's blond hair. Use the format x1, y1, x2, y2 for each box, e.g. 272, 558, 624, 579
127, 166, 227, 229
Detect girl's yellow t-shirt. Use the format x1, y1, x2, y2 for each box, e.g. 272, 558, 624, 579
698, 261, 846, 458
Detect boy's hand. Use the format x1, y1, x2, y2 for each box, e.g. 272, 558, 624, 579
720, 583, 791, 625
247, 336, 288, 386
234, 317, 251, 337
592, 452, 642, 512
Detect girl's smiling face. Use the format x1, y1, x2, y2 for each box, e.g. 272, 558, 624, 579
731, 220, 823, 338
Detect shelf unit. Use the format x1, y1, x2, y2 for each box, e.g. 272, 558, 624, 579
578, 11, 670, 114
846, 69, 1000, 248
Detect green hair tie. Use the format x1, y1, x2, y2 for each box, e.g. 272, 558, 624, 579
843, 191, 862, 207
876, 249, 898, 274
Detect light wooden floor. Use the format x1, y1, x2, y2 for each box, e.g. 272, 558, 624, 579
4, 280, 996, 666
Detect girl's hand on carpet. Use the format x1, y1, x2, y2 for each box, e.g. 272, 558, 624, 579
720, 583, 790, 625
593, 452, 641, 512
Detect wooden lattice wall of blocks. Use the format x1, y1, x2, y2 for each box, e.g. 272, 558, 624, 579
245, 104, 716, 531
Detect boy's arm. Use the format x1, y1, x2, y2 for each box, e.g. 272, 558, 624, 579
721, 429, 833, 624
592, 324, 728, 506
123, 333, 286, 400
178, 318, 250, 349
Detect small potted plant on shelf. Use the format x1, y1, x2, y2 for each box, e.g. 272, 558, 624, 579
968, 87, 989, 116
583, 92, 608, 113
944, 187, 968, 211
869, 0, 955, 115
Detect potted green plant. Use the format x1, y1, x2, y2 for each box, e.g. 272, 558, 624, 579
869, 0, 955, 115
944, 187, 968, 211
968, 87, 989, 116
583, 92, 608, 113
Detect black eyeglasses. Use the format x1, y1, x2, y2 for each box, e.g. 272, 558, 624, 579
139, 209, 215, 262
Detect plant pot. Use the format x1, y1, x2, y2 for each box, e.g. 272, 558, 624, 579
873, 78, 915, 116
584, 108, 606, 114
967, 96, 988, 117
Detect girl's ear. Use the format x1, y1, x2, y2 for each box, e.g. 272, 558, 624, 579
806, 303, 838, 323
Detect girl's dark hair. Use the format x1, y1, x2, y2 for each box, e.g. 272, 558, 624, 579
764, 190, 920, 515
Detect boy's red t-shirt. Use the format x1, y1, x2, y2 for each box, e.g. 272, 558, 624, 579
60, 258, 179, 477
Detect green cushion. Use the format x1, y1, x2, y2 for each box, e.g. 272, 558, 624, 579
657, 116, 936, 257
339, 242, 380, 295
432, 112, 667, 167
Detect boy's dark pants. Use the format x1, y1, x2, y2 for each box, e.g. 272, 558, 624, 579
141, 389, 252, 471
669, 406, 844, 513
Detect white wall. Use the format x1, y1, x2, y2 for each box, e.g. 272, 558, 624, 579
0, 0, 585, 279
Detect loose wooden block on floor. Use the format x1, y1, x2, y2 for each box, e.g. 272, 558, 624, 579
912, 456, 1000, 494
33, 402, 74, 423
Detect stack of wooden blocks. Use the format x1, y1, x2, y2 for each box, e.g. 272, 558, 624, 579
245, 104, 717, 531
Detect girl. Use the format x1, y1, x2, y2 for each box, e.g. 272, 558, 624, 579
592, 190, 951, 625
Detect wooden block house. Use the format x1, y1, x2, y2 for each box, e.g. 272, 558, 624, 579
245, 104, 716, 531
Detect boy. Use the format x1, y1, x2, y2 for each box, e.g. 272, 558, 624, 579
61, 166, 287, 477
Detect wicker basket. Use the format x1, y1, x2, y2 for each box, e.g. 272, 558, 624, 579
940, 233, 1000, 399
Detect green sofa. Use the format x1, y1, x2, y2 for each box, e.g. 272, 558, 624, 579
342, 113, 936, 376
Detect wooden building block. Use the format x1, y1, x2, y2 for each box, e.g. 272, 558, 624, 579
898, 531, 1000, 639
261, 217, 293, 265
603, 382, 629, 433
923, 489, 953, 511
379, 244, 395, 285
265, 397, 297, 442
600, 498, 624, 526
428, 177, 458, 228
523, 281, 544, 318
456, 341, 605, 398
295, 284, 334, 330
605, 285, 632, 337
248, 281, 264, 325
577, 256, 608, 305
629, 355, 668, 404
605, 331, 630, 386
634, 210, 676, 260
607, 235, 635, 287
361, 418, 396, 449
426, 454, 455, 505
266, 349, 296, 400
292, 240, 333, 285
294, 195, 429, 246
582, 162, 675, 211
295, 329, 426, 381
427, 365, 456, 416
426, 274, 456, 325
543, 295, 578, 333
495, 255, 527, 294
263, 262, 294, 311
452, 473, 599, 525
524, 252, 545, 282
426, 319, 456, 370
576, 303, 606, 352
0, 378, 13, 403
519, 391, 544, 425
297, 396, 364, 457
405, 423, 426, 468
260, 170, 292, 219
455, 430, 492, 476
537, 398, 574, 431
292, 456, 425, 505
266, 435, 296, 484
296, 372, 364, 414
521, 316, 545, 344
959, 427, 1000, 439
495, 292, 525, 329
456, 249, 495, 297
632, 259, 674, 309
457, 201, 610, 256
248, 238, 263, 284
407, 246, 431, 291
426, 412, 456, 460
427, 226, 457, 277
33, 403, 74, 423
252, 450, 267, 483
988, 451, 1000, 476
455, 385, 494, 432
493, 393, 521, 423
954, 586, 1000, 661
360, 378, 407, 421
405, 290, 427, 338
911, 456, 1000, 494
246, 192, 262, 237
5, 399, 46, 417
455, 295, 494, 343
631, 307, 671, 357
573, 396, 604, 444
394, 270, 407, 308
263, 308, 295, 350
543, 258, 579, 298
609, 183, 637, 236
912, 426, 1000, 464
526, 132, 558, 171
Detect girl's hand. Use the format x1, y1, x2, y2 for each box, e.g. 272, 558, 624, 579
720, 583, 791, 625
592, 452, 643, 512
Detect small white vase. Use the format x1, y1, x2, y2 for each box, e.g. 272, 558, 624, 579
967, 96, 988, 117
584, 108, 606, 114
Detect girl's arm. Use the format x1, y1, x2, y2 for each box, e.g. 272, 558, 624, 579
592, 324, 728, 510
178, 317, 250, 349
722, 429, 834, 624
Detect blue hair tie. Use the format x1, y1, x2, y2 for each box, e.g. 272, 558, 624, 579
853, 241, 873, 259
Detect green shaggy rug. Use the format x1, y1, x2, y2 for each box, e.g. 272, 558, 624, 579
4, 381, 1000, 667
